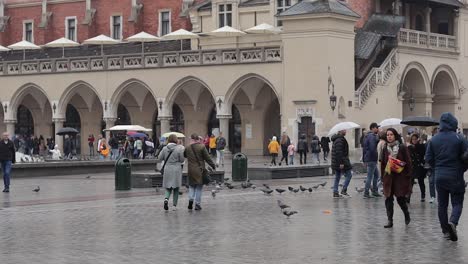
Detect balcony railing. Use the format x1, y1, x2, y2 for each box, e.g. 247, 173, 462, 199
0, 47, 282, 76
398, 28, 457, 51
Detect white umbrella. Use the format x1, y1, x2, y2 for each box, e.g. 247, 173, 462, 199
104, 125, 152, 132
126, 31, 160, 55
83, 34, 119, 55
162, 132, 185, 138
0, 45, 9, 52
379, 118, 405, 128
209, 26, 246, 37
162, 29, 199, 50
8, 40, 40, 60
328, 122, 360, 136
44, 37, 80, 58
245, 23, 281, 34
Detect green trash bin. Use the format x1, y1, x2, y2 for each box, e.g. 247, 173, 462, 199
115, 158, 132, 190
232, 153, 248, 182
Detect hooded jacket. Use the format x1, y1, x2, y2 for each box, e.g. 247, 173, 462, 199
363, 132, 379, 162
331, 133, 352, 171
425, 112, 467, 191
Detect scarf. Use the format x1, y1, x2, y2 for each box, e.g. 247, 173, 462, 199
386, 141, 399, 158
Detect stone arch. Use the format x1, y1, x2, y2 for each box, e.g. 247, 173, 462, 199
431, 65, 459, 119
110, 78, 157, 117
9, 83, 52, 120
58, 81, 104, 117
400, 62, 432, 117
165, 76, 216, 114
431, 64, 459, 97
399, 62, 431, 96
225, 73, 279, 114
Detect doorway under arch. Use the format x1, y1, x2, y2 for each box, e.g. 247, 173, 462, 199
16, 105, 34, 137
64, 104, 81, 154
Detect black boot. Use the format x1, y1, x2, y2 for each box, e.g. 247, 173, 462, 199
404, 210, 411, 225
384, 221, 393, 228
397, 197, 410, 225
385, 197, 394, 228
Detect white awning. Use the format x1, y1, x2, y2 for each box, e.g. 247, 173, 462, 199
44, 37, 80, 48
83, 34, 120, 45
126, 31, 160, 42
8, 40, 40, 50
161, 29, 199, 40
209, 26, 246, 37
245, 23, 281, 34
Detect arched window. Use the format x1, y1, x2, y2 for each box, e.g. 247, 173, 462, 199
15, 105, 34, 136
170, 104, 185, 133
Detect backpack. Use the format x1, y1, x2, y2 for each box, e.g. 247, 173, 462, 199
311, 139, 321, 153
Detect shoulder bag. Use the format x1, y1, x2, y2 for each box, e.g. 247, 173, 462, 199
190, 144, 211, 185
159, 149, 174, 175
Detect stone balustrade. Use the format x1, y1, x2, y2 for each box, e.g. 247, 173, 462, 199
398, 28, 457, 51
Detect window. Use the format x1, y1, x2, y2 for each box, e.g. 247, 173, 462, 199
65, 17, 77, 41
111, 15, 122, 40
159, 11, 171, 36
23, 21, 33, 42
218, 4, 232, 28
276, 0, 291, 26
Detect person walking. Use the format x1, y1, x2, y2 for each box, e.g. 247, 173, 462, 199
96, 134, 103, 157
63, 135, 72, 160
408, 134, 427, 203
98, 138, 109, 160
297, 134, 308, 165
268, 136, 280, 166
287, 140, 295, 165
320, 136, 330, 162
380, 128, 412, 228
310, 135, 321, 165
108, 135, 119, 160
331, 130, 353, 198
0, 132, 15, 193
88, 134, 95, 156
209, 134, 217, 158
426, 127, 439, 203
425, 113, 467, 241
363, 123, 382, 198
185, 133, 216, 211
134, 137, 143, 159
157, 134, 185, 211
279, 133, 290, 166
215, 132, 226, 168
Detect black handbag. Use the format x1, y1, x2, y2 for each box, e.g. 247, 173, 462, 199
159, 149, 174, 175
191, 144, 211, 185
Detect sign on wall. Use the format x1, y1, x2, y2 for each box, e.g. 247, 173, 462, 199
245, 123, 252, 139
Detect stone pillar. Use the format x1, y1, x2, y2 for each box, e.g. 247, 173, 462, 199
218, 116, 231, 153
4, 120, 15, 139
53, 119, 64, 152
453, 10, 459, 46
159, 117, 171, 135
405, 3, 410, 29
104, 118, 116, 140
394, 0, 401, 15
425, 7, 432, 34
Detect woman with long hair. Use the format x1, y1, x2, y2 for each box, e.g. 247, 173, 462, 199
380, 128, 412, 228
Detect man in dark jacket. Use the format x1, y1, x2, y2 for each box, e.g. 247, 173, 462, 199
363, 122, 382, 198
0, 132, 16, 193
320, 136, 330, 162
297, 134, 308, 165
331, 130, 353, 198
425, 112, 467, 241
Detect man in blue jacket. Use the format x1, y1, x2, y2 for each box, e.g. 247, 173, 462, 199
363, 122, 382, 198
425, 112, 467, 241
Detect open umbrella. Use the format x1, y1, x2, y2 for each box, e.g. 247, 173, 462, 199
401, 116, 439, 127
162, 132, 185, 138
127, 132, 147, 138
104, 125, 152, 132
126, 31, 160, 55
56, 127, 79, 135
44, 37, 80, 58
83, 34, 119, 55
245, 23, 281, 34
162, 29, 199, 50
379, 118, 405, 128
328, 122, 360, 136
0, 45, 9, 52
8, 40, 40, 60
209, 26, 246, 37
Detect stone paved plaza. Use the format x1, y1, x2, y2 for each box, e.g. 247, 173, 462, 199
1, 172, 467, 264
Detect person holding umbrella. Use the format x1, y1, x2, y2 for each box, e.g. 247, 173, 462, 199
380, 128, 412, 228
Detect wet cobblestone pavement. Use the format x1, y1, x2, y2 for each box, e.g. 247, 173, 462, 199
0, 173, 467, 264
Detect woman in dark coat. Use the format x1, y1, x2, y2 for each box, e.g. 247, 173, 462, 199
380, 128, 412, 228
407, 134, 426, 203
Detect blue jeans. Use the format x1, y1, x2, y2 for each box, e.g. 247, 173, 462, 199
1, 160, 12, 189
189, 185, 203, 205
312, 153, 320, 164
288, 155, 294, 165
428, 169, 436, 198
437, 183, 464, 231
333, 169, 352, 193
111, 149, 119, 160
365, 162, 379, 194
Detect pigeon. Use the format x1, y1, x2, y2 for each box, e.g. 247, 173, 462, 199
226, 184, 235, 190
299, 185, 307, 192
319, 182, 327, 187
261, 188, 274, 195
224, 178, 230, 182
251, 185, 257, 190
215, 184, 222, 191
241, 181, 253, 189
288, 186, 294, 192
263, 183, 270, 189
275, 188, 286, 194
211, 190, 217, 198
277, 200, 291, 210
85, 175, 91, 179
312, 185, 320, 190
355, 187, 364, 193
283, 210, 298, 218
292, 188, 299, 193
33, 186, 40, 192
308, 187, 313, 193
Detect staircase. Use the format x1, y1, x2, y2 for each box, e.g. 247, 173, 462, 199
354, 48, 398, 109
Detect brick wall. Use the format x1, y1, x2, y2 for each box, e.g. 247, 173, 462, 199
0, 0, 192, 46
346, 0, 375, 28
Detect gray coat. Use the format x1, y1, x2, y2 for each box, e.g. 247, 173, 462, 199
157, 143, 185, 189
